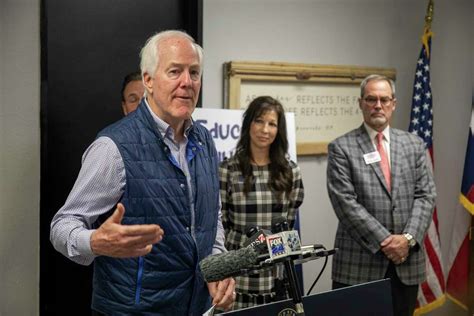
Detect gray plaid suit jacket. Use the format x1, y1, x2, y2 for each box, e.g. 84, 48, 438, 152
327, 125, 436, 286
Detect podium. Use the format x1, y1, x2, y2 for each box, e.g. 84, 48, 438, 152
221, 279, 393, 316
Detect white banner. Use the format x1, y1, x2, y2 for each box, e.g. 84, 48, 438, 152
193, 108, 297, 162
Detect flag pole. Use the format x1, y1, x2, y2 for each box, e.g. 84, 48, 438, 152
469, 216, 474, 313
411, 1, 447, 315
422, 0, 434, 58
425, 0, 434, 25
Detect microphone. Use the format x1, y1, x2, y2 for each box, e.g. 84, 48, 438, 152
243, 225, 271, 255
199, 247, 259, 282
199, 225, 274, 283
199, 223, 336, 288
270, 218, 305, 316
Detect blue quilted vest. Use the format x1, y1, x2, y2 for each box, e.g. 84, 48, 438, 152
91, 101, 219, 315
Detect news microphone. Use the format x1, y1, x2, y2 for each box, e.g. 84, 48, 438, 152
243, 225, 271, 255
245, 225, 262, 239
272, 217, 289, 233
199, 247, 259, 282
271, 218, 305, 316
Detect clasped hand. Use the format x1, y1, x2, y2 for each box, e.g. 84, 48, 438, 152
90, 203, 164, 257
381, 234, 409, 265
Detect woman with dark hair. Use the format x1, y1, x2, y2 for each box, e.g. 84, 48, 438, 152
219, 96, 304, 310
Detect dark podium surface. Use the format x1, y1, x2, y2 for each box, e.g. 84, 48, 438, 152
222, 279, 393, 316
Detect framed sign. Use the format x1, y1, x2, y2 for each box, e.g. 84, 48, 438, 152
224, 61, 396, 155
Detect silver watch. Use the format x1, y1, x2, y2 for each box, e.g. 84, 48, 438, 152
403, 233, 416, 248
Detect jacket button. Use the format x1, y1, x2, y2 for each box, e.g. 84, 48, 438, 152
180, 183, 185, 189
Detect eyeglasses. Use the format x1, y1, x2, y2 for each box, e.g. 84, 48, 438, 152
363, 96, 393, 107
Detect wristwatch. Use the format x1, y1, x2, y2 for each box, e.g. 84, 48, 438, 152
403, 233, 416, 248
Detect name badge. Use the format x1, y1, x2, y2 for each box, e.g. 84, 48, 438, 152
363, 151, 381, 165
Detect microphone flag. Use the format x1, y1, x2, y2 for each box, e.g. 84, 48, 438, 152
266, 230, 302, 261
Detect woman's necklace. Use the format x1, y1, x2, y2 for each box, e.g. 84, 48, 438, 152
251, 158, 268, 178
251, 156, 270, 166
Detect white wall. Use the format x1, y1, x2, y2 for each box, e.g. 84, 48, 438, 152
203, 0, 472, 315
0, 0, 40, 315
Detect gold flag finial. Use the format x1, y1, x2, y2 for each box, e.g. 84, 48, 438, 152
425, 0, 434, 29
422, 0, 434, 58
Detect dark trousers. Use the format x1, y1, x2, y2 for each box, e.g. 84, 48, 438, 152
332, 263, 418, 316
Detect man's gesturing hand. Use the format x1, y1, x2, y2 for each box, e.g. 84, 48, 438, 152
90, 203, 164, 257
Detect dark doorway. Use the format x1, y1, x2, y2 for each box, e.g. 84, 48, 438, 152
40, 1, 202, 314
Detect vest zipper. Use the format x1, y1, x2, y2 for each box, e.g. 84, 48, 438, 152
135, 256, 144, 304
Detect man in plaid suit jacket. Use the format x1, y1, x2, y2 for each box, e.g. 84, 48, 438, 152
326, 75, 436, 316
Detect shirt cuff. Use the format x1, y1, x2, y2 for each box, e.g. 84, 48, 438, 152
77, 229, 97, 257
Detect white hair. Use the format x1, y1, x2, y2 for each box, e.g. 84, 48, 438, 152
139, 30, 203, 78
360, 74, 396, 98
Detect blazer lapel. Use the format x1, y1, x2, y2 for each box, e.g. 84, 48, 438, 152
356, 125, 391, 196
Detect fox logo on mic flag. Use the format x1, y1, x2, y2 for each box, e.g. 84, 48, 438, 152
266, 231, 302, 260
268, 235, 286, 258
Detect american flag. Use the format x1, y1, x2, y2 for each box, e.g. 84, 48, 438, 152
408, 33, 446, 315
408, 45, 433, 149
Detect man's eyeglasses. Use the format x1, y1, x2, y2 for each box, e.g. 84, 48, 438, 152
363, 96, 393, 107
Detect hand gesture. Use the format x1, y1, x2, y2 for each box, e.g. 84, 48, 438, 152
90, 203, 164, 258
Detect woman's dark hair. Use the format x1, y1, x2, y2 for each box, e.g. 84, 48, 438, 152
235, 96, 293, 198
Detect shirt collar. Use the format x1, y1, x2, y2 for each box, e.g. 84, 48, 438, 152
143, 97, 193, 140
363, 123, 390, 144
